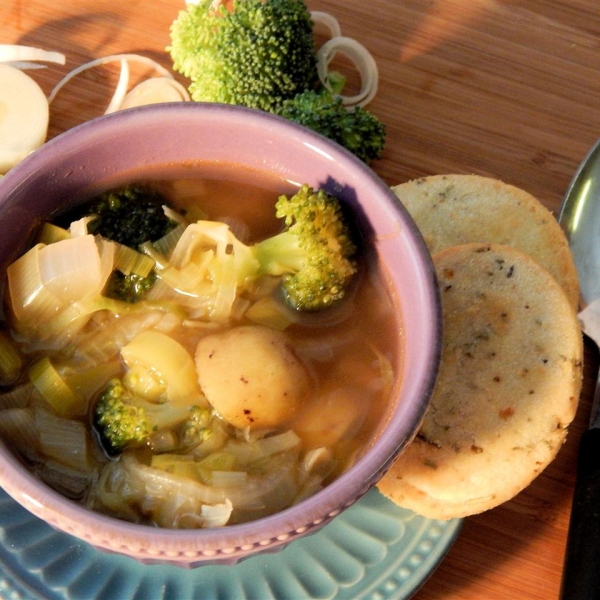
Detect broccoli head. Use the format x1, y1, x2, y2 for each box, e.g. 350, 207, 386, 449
276, 89, 386, 164
68, 185, 178, 303
93, 378, 199, 456
252, 184, 358, 311
168, 0, 318, 111
84, 185, 176, 248
103, 271, 158, 304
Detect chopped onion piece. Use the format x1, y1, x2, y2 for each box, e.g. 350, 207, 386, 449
310, 11, 342, 39
0, 44, 65, 67
245, 295, 293, 331
317, 36, 379, 107
0, 65, 49, 174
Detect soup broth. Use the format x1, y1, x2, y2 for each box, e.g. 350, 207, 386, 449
0, 164, 402, 528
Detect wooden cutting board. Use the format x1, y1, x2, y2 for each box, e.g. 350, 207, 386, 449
4, 0, 600, 597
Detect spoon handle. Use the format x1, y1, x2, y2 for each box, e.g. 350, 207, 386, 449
561, 426, 600, 599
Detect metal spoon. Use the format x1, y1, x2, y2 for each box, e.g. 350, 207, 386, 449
559, 137, 600, 600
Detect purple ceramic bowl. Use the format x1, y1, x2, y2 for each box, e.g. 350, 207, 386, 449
0, 103, 441, 566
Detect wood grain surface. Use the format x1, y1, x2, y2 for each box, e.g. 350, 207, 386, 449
4, 0, 600, 598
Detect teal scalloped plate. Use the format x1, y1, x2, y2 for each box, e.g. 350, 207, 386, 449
0, 487, 461, 600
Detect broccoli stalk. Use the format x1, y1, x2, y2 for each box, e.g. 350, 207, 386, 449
250, 184, 358, 311
93, 378, 209, 456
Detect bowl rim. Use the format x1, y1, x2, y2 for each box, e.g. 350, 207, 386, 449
0, 102, 442, 563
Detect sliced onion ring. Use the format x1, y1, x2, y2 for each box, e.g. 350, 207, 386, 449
0, 44, 66, 68
48, 54, 190, 113
119, 77, 191, 110
317, 36, 379, 107
310, 11, 342, 39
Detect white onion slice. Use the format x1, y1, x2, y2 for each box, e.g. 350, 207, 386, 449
0, 44, 66, 68
48, 54, 189, 113
317, 36, 379, 107
310, 11, 342, 39
104, 59, 130, 115
119, 77, 191, 109
0, 64, 49, 174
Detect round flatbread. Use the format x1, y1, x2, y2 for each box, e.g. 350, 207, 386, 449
377, 243, 583, 520
391, 174, 580, 310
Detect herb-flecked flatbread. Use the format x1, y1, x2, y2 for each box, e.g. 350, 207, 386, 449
391, 174, 580, 310
377, 243, 583, 519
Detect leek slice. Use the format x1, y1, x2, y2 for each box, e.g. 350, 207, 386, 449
197, 451, 237, 472
120, 330, 205, 408
210, 470, 248, 487
245, 296, 293, 331
0, 331, 23, 385
152, 223, 186, 258
28, 357, 83, 418
37, 222, 70, 245
38, 235, 107, 302
34, 407, 89, 471
0, 64, 49, 174
64, 360, 122, 403
0, 383, 35, 410
7, 243, 66, 328
112, 242, 155, 277
223, 430, 301, 465
0, 407, 40, 461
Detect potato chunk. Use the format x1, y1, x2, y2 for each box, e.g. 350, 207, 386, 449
195, 325, 310, 429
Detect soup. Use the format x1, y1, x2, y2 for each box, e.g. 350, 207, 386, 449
0, 164, 401, 529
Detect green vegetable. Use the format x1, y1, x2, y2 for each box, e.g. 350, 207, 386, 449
251, 184, 358, 311
168, 0, 318, 112
179, 405, 214, 449
93, 378, 203, 456
103, 271, 157, 304
71, 185, 178, 303
275, 88, 386, 164
84, 185, 176, 247
167, 0, 386, 163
